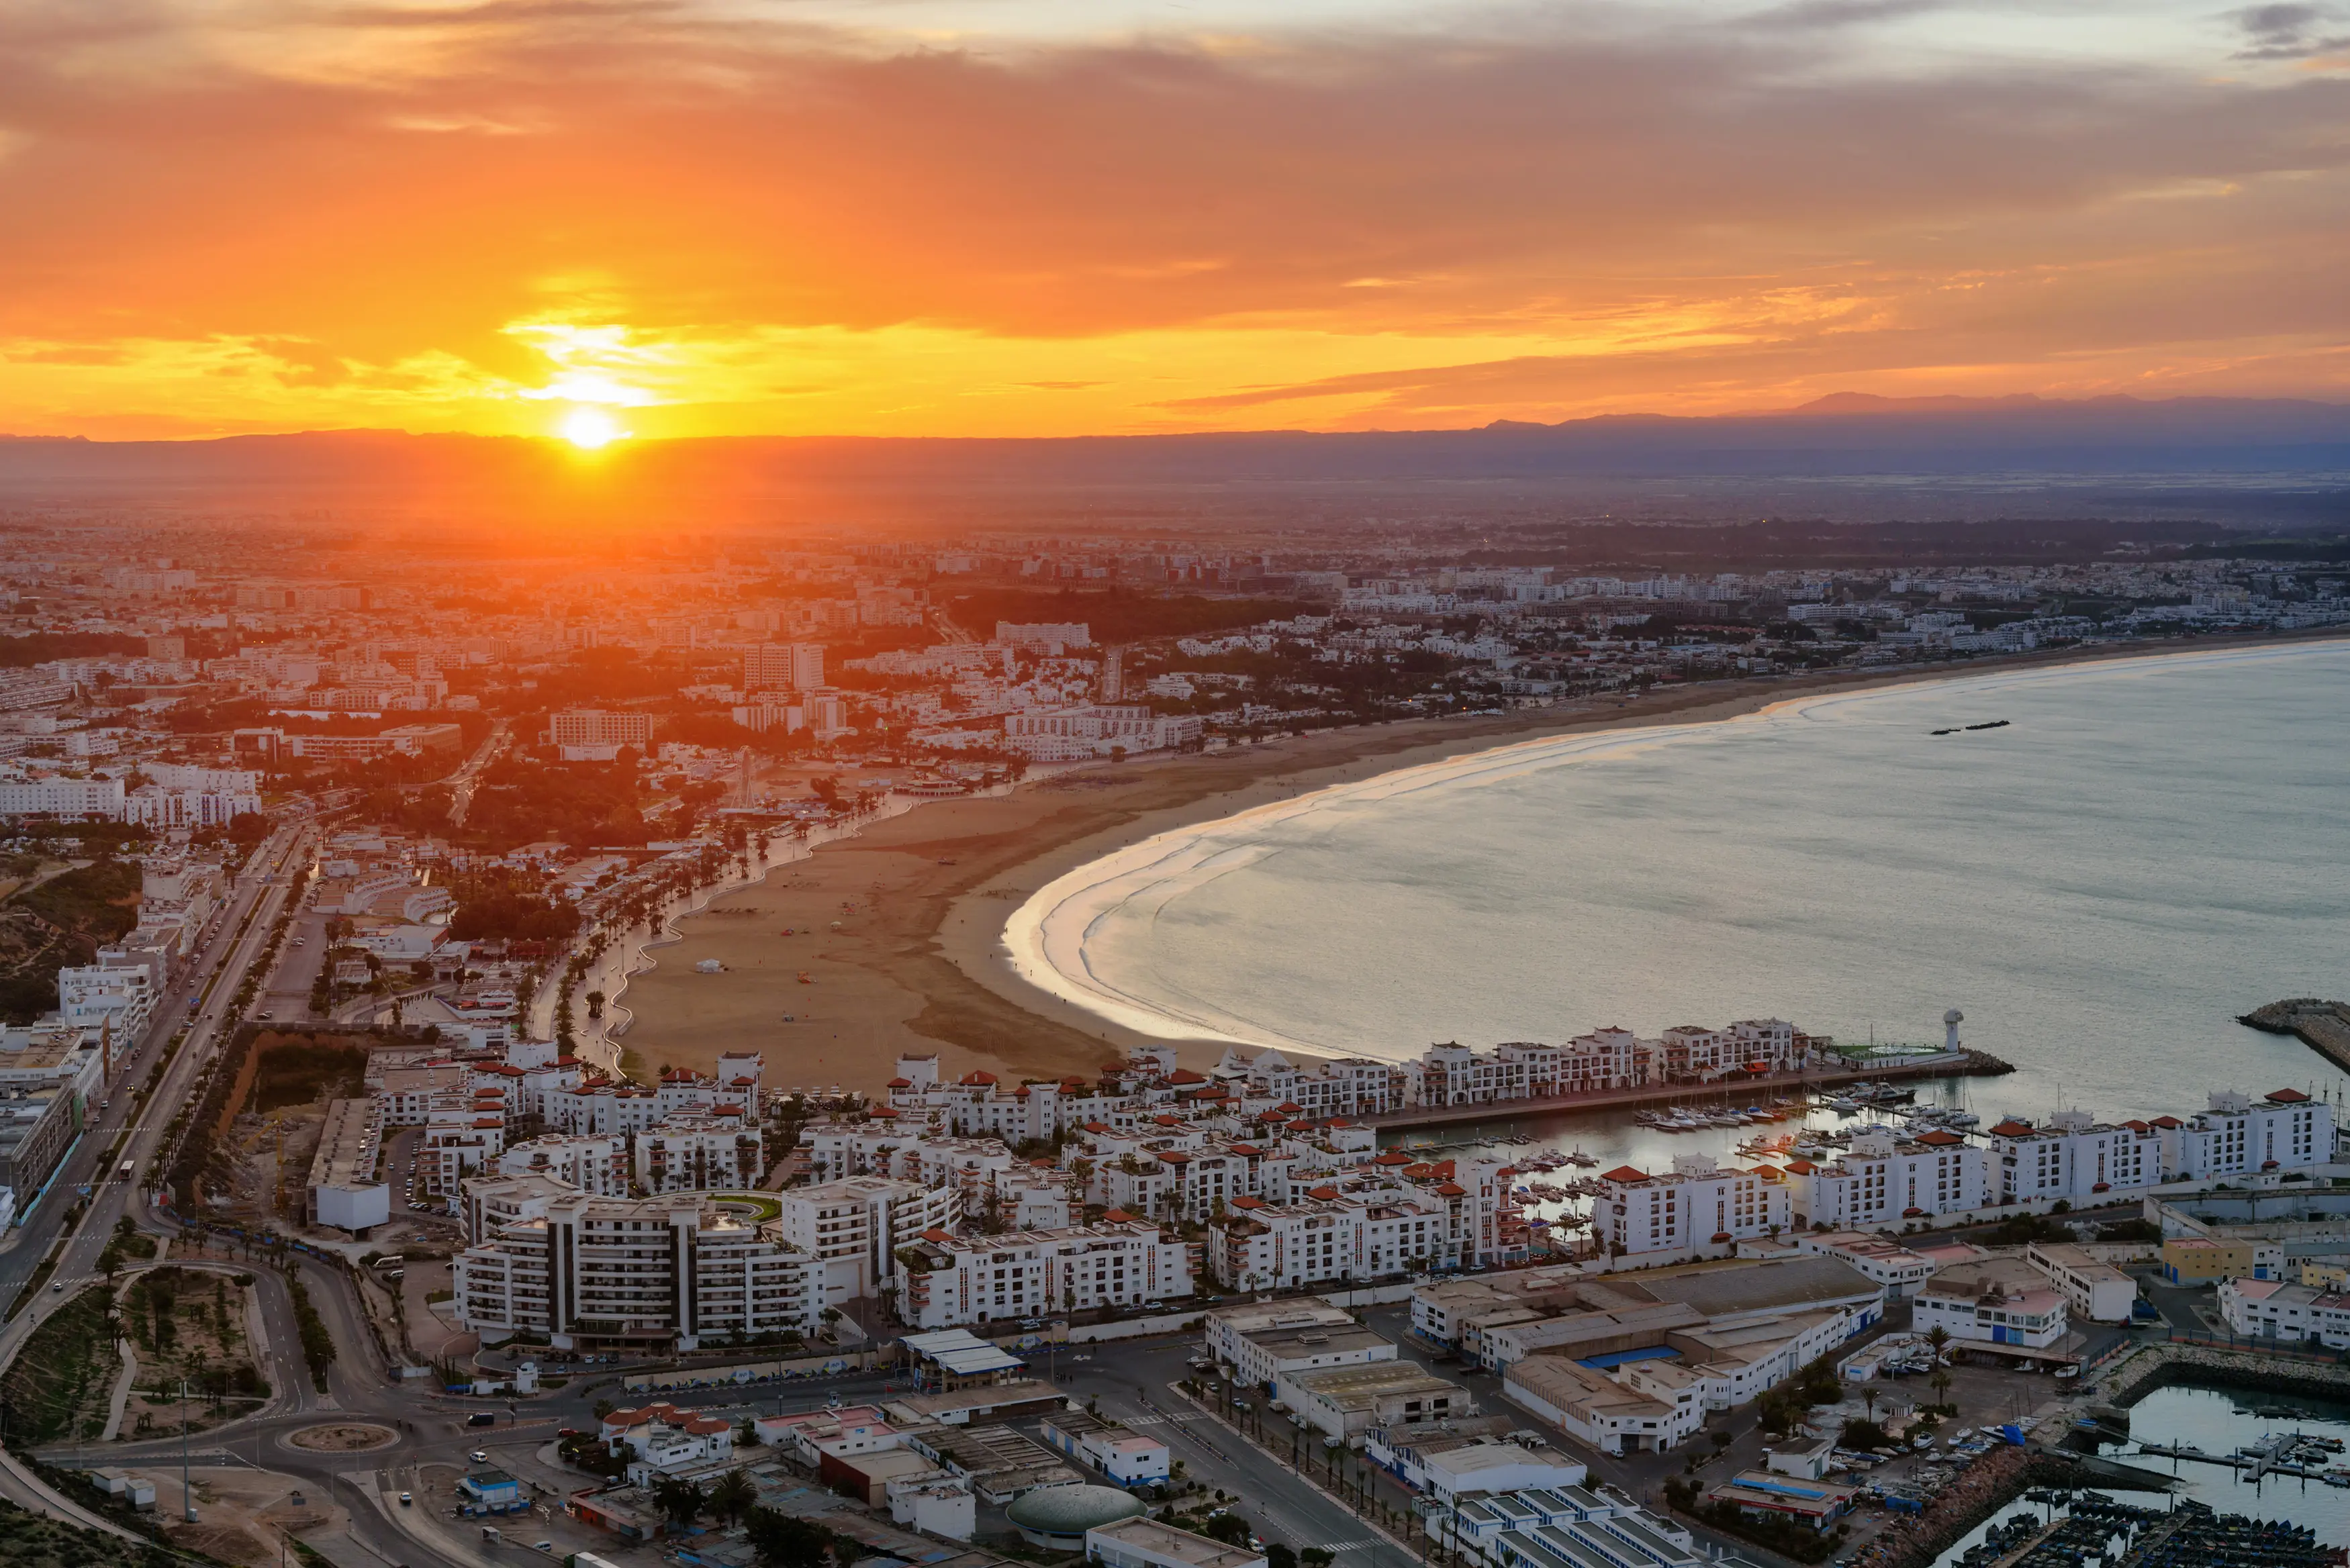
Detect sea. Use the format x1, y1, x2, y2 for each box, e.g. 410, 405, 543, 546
1932, 1382, 2350, 1555
1006, 641, 2350, 1172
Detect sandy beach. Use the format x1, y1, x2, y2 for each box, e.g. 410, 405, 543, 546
614, 630, 2350, 1096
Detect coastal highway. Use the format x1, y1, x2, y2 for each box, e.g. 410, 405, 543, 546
0, 822, 312, 1316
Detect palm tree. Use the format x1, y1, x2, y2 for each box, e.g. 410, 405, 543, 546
707, 1467, 757, 1528
653, 1476, 706, 1528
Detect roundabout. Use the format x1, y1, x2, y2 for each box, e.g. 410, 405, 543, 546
284, 1422, 399, 1453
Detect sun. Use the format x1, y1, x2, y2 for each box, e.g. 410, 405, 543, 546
560, 407, 627, 449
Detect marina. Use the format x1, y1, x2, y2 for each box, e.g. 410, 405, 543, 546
1362, 1049, 2008, 1133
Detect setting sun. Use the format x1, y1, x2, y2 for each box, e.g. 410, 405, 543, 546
561, 407, 626, 450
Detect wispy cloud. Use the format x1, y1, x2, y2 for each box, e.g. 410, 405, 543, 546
0, 0, 2346, 436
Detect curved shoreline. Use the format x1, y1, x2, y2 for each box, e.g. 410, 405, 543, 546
942, 630, 2350, 1069
608, 628, 2350, 1091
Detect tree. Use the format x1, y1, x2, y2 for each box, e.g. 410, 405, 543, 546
1267, 1546, 1299, 1568
747, 1508, 835, 1568
653, 1476, 706, 1528
1202, 1516, 1254, 1548
707, 1467, 757, 1528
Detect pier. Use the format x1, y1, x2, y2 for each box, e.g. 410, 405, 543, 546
2135, 1430, 2345, 1482
1363, 1049, 2012, 1133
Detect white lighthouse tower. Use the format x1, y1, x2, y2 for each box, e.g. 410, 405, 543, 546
1943, 1008, 1964, 1052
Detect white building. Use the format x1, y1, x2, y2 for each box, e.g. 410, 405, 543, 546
1366, 1430, 1587, 1504
0, 774, 126, 818
2024, 1242, 2141, 1324
2159, 1089, 2333, 1181
892, 1220, 1192, 1329
548, 709, 655, 761
1502, 1356, 1703, 1457
1211, 1312, 1398, 1389
1785, 1129, 1987, 1228
2218, 1277, 2350, 1347
1913, 1255, 2067, 1351
453, 1189, 825, 1351
634, 1120, 763, 1194
744, 643, 827, 692
55, 965, 156, 1047
1594, 1155, 1791, 1263
778, 1177, 959, 1304
1985, 1111, 2162, 1203
495, 1134, 629, 1196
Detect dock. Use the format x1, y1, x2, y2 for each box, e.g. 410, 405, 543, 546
1363, 1049, 2012, 1133
2240, 997, 2350, 1075
2135, 1430, 2345, 1482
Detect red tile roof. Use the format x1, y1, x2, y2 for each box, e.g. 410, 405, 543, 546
1600, 1165, 1650, 1183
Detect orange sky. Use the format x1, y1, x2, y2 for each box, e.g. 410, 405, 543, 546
2, 0, 2347, 441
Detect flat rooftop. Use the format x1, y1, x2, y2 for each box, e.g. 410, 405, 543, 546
1088, 1516, 1268, 1568
308, 1096, 383, 1192
1286, 1363, 1464, 1404
1241, 1323, 1395, 1358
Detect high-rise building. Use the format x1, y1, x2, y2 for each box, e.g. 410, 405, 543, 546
548, 709, 655, 760
743, 643, 825, 691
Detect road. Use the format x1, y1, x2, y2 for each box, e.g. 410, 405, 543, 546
444, 720, 510, 829
0, 824, 321, 1537
0, 824, 313, 1317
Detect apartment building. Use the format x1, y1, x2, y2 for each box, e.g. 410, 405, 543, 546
634, 1120, 763, 1194
1229, 1050, 1407, 1118
1784, 1130, 1987, 1228
1209, 1192, 1458, 1291
1985, 1112, 2162, 1203
743, 643, 827, 692
1594, 1155, 1791, 1263
496, 1134, 630, 1196
1656, 1020, 1803, 1083
778, 1177, 959, 1303
891, 1220, 1193, 1329
2159, 1089, 2333, 1181
548, 709, 656, 761
452, 1189, 825, 1350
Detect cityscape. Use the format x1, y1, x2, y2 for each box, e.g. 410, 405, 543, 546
0, 511, 2347, 1568
7, 0, 2350, 1559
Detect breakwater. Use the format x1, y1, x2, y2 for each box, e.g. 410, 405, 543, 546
2094, 1341, 2350, 1410
2241, 998, 2350, 1075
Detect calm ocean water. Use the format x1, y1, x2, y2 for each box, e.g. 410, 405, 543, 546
1008, 642, 2350, 1128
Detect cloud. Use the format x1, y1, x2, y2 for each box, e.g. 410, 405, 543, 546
2228, 1, 2350, 57
0, 0, 2347, 435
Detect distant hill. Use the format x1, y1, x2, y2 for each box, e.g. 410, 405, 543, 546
3, 395, 2347, 502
